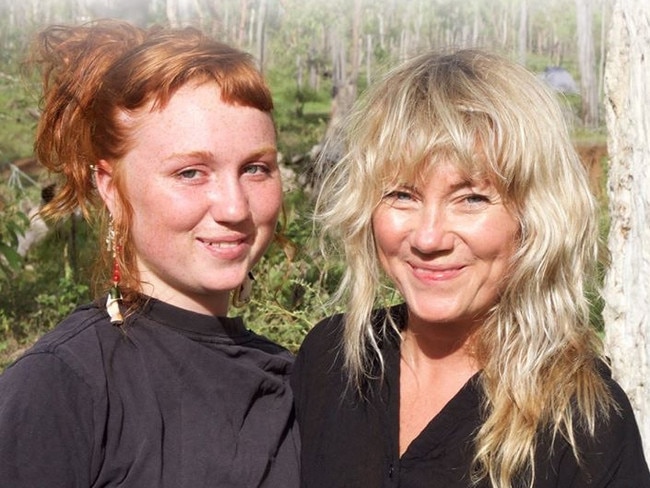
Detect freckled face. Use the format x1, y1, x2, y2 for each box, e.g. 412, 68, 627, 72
100, 82, 281, 316
372, 162, 519, 331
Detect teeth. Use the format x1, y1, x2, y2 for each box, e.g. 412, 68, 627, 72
207, 241, 238, 248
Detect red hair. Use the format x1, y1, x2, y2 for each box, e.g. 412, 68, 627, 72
30, 19, 274, 303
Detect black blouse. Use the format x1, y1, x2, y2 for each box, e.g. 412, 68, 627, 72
291, 306, 650, 487
0, 297, 300, 487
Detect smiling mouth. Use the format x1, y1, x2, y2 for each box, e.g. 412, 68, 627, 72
197, 237, 250, 253
203, 241, 241, 248
411, 263, 465, 280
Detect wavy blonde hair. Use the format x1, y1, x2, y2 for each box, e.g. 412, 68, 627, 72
314, 49, 612, 487
28, 19, 273, 305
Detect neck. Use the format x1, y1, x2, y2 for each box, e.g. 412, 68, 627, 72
403, 313, 479, 360
139, 281, 231, 317
398, 315, 481, 455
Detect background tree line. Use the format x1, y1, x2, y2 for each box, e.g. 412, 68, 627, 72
1, 0, 609, 131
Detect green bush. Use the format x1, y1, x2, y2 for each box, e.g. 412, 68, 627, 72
0, 212, 94, 368
241, 188, 345, 352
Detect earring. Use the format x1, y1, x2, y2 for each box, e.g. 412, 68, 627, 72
232, 271, 255, 308
106, 217, 124, 325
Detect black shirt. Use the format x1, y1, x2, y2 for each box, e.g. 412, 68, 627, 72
291, 306, 650, 487
0, 298, 300, 487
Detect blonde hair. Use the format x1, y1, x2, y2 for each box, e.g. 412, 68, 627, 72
29, 19, 273, 305
315, 49, 612, 487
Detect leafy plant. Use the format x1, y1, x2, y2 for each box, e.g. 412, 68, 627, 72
240, 187, 345, 352
0, 202, 27, 281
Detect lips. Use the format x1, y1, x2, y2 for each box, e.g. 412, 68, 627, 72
198, 236, 250, 259
410, 262, 465, 281
202, 240, 241, 248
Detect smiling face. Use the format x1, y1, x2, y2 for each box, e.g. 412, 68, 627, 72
96, 82, 281, 316
372, 162, 519, 333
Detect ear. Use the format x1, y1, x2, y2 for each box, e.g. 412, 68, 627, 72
94, 159, 119, 216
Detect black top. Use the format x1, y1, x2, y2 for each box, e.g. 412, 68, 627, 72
291, 306, 650, 487
0, 298, 299, 488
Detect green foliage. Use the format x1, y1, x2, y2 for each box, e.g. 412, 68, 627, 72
268, 67, 331, 158
0, 198, 28, 280
0, 76, 38, 164
0, 162, 39, 281
241, 188, 344, 352
0, 209, 94, 368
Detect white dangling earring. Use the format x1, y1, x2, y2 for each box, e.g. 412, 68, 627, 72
232, 271, 255, 307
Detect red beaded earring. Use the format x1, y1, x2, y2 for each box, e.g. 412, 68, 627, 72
106, 217, 124, 325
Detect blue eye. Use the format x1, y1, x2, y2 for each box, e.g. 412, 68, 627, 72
178, 168, 199, 179
392, 191, 413, 200
384, 187, 416, 201
243, 164, 271, 175
465, 193, 490, 204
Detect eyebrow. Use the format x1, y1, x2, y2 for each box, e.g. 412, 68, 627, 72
247, 145, 279, 161
451, 175, 494, 192
448, 180, 474, 192
163, 146, 278, 164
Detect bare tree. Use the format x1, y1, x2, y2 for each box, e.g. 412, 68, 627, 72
166, 0, 180, 27
603, 0, 650, 461
238, 0, 249, 47
576, 0, 599, 127
518, 0, 527, 65
318, 0, 362, 167
255, 0, 268, 70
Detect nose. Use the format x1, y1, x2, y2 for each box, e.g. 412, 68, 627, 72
207, 176, 251, 224
410, 206, 454, 254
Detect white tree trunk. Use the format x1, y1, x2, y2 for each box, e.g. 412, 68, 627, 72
576, 0, 599, 127
603, 0, 650, 460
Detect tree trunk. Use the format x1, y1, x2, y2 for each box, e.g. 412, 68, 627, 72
518, 0, 527, 65
319, 0, 362, 168
256, 0, 267, 71
603, 0, 650, 461
576, 0, 599, 127
238, 0, 249, 47
166, 0, 180, 28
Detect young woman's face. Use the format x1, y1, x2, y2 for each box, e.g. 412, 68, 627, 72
372, 162, 519, 331
98, 82, 281, 316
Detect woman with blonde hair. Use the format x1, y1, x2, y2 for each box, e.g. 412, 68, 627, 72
292, 49, 650, 487
0, 19, 299, 487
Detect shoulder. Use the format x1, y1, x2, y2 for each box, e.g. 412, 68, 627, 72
0, 303, 116, 487
291, 306, 401, 398
564, 361, 650, 486
291, 313, 347, 405
291, 313, 346, 392
0, 303, 108, 424
243, 328, 296, 361
594, 360, 642, 435
298, 312, 347, 357
26, 301, 107, 351
2, 301, 117, 389
594, 361, 647, 451
297, 305, 401, 358
531, 361, 650, 487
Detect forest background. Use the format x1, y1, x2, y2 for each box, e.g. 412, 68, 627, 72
0, 0, 611, 364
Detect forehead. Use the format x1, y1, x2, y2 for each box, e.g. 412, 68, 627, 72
121, 82, 274, 138
379, 149, 493, 187
112, 82, 276, 170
